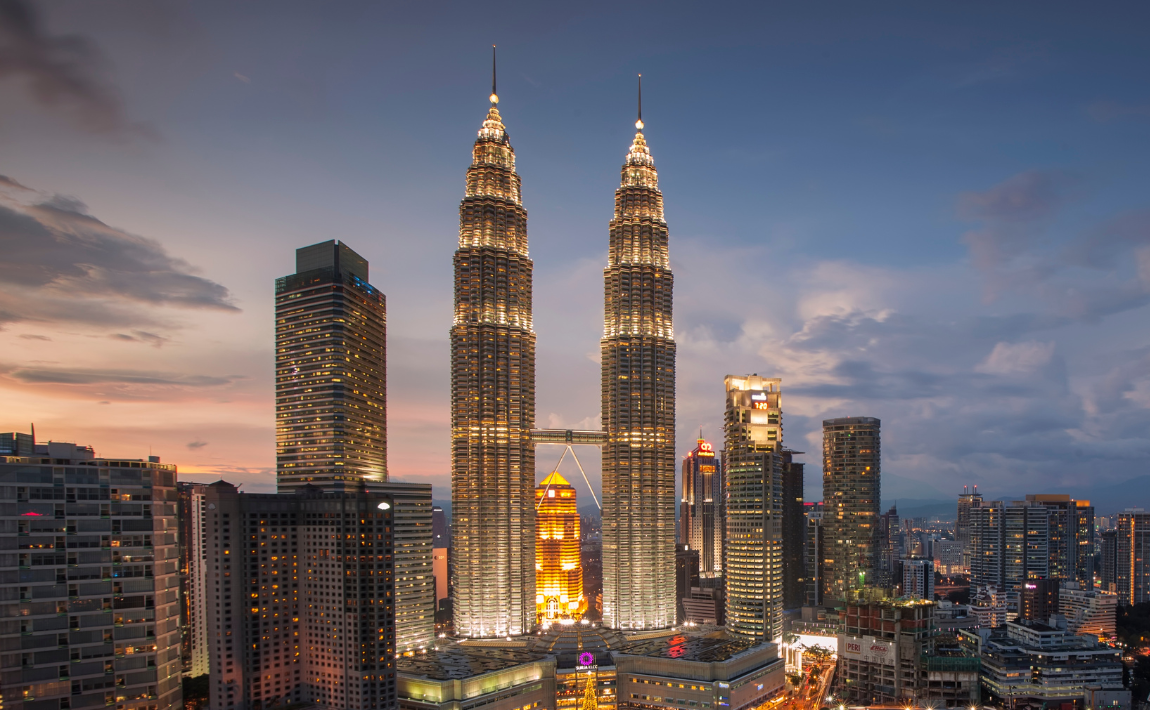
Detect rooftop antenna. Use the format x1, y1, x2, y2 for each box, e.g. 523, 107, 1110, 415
489, 45, 498, 105
30, 423, 35, 445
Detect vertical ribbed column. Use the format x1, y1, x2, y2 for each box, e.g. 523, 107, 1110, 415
601, 122, 676, 630
450, 102, 536, 637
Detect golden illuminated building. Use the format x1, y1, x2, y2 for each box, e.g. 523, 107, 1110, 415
601, 77, 677, 630
536, 471, 585, 622
451, 57, 537, 637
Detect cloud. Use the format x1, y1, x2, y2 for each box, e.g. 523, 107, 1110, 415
0, 0, 144, 135
0, 175, 31, 191
3, 365, 235, 387
975, 341, 1055, 375
233, 71, 249, 83
0, 178, 237, 329
110, 330, 168, 347
186, 440, 208, 450
958, 169, 1074, 273
18, 333, 49, 341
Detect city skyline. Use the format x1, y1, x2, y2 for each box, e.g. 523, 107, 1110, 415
4, 2, 1150, 511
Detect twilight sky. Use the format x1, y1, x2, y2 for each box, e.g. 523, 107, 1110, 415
2, 1, 1149, 512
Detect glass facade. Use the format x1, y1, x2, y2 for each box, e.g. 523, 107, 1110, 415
723, 376, 783, 643
275, 240, 387, 490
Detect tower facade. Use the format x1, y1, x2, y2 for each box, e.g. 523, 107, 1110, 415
680, 438, 723, 578
601, 91, 677, 630
536, 472, 585, 623
1117, 509, 1150, 605
821, 416, 881, 603
780, 450, 805, 609
275, 240, 387, 490
450, 89, 537, 637
723, 375, 783, 642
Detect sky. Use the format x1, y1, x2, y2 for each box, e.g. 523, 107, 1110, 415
2, 1, 1150, 512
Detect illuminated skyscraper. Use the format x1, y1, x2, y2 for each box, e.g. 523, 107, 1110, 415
275, 240, 387, 490
723, 375, 784, 642
601, 78, 677, 630
450, 67, 537, 637
536, 471, 585, 623
821, 416, 880, 604
680, 438, 723, 578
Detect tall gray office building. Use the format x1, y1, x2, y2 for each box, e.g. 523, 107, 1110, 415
821, 416, 880, 603
969, 499, 1053, 614
0, 434, 183, 710
723, 375, 784, 643
601, 85, 677, 630
275, 240, 387, 490
680, 437, 723, 579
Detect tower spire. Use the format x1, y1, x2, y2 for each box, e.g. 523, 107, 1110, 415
490, 45, 498, 105
636, 74, 643, 130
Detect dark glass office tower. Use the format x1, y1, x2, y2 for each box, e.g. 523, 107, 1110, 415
275, 240, 387, 490
450, 87, 536, 638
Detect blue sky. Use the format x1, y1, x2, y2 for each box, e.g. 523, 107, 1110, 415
2, 1, 1149, 512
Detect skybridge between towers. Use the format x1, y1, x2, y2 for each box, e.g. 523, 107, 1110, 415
530, 429, 608, 510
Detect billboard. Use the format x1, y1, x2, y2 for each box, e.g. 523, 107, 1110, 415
838, 635, 894, 666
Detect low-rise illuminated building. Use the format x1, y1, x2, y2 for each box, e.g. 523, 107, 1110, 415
534, 626, 625, 710
614, 632, 784, 710
979, 620, 1128, 710
397, 646, 556, 710
537, 472, 585, 623
1061, 583, 1118, 641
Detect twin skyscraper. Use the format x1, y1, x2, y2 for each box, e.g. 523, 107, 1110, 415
275, 65, 681, 639
450, 70, 678, 637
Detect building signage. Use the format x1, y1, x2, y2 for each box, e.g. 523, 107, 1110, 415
751, 393, 767, 401
576, 651, 596, 670
839, 635, 894, 666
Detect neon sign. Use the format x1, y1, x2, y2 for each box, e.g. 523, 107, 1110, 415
753, 402, 772, 410
578, 652, 595, 667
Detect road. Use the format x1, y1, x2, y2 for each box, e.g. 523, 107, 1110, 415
772, 658, 836, 710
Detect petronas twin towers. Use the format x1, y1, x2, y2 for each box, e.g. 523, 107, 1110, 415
451, 66, 676, 637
